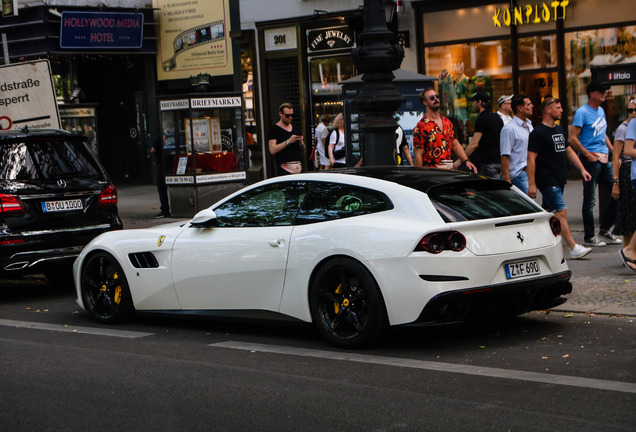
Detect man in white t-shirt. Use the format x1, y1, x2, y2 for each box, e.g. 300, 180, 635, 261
497, 95, 513, 125
315, 114, 331, 170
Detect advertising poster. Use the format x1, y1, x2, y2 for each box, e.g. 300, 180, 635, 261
154, 0, 233, 80
185, 117, 212, 154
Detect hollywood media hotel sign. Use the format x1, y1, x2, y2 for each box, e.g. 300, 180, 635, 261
60, 11, 144, 49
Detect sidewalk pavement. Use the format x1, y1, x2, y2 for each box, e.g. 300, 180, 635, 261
114, 178, 636, 317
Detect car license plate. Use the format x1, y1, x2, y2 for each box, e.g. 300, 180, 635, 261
41, 199, 83, 213
505, 259, 540, 279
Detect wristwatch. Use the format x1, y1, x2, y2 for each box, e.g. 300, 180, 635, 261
613, 178, 620, 184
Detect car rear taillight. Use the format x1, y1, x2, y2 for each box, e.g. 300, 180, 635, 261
97, 185, 118, 207
549, 216, 561, 237
0, 238, 24, 245
416, 231, 466, 254
0, 194, 26, 215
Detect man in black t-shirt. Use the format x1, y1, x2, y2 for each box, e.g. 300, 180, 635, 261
464, 92, 503, 178
150, 134, 170, 218
267, 102, 304, 176
527, 97, 592, 259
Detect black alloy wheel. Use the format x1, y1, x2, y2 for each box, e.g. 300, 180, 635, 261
310, 257, 388, 348
81, 252, 134, 323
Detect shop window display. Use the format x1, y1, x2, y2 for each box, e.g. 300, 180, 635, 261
160, 99, 244, 176
425, 40, 514, 144
310, 56, 355, 96
517, 35, 558, 71
565, 26, 636, 131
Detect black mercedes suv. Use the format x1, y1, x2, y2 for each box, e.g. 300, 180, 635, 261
0, 128, 122, 284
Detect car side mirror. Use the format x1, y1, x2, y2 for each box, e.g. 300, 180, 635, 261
190, 208, 218, 227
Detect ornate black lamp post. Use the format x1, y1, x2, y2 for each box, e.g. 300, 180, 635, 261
352, 0, 405, 166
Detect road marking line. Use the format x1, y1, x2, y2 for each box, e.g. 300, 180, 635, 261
211, 341, 636, 394
0, 319, 153, 338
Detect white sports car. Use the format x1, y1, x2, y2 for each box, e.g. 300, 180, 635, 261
74, 167, 572, 347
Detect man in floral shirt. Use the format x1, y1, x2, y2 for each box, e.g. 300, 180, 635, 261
413, 87, 477, 173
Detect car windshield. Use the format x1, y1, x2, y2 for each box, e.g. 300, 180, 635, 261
0, 138, 102, 181
427, 181, 541, 222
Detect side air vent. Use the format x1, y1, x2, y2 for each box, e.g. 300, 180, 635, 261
128, 252, 159, 268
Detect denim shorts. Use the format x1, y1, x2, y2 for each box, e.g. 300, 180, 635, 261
540, 185, 567, 212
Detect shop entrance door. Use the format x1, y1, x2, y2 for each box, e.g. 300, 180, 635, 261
121, 90, 151, 181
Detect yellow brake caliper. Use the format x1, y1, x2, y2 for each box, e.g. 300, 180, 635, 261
334, 283, 342, 314
113, 272, 122, 304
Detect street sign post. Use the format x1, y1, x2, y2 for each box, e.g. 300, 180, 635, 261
0, 59, 60, 130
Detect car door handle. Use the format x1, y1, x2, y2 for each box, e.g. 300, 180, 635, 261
268, 239, 285, 248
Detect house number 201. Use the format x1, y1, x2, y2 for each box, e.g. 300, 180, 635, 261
273, 35, 286, 45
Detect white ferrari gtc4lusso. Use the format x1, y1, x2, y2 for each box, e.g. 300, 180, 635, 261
74, 167, 572, 348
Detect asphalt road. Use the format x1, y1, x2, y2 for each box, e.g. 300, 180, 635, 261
0, 277, 634, 432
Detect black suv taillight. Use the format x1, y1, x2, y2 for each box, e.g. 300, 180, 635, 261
97, 185, 118, 207
416, 231, 466, 254
549, 215, 561, 237
0, 193, 26, 215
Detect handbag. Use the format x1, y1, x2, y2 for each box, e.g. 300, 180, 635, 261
331, 129, 346, 159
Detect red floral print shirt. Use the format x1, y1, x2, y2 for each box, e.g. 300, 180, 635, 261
412, 115, 455, 166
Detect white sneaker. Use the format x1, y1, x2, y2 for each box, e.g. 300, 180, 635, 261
583, 237, 606, 247
598, 231, 622, 245
570, 244, 592, 259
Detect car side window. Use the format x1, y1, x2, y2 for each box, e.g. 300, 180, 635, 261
296, 182, 392, 224
213, 182, 308, 227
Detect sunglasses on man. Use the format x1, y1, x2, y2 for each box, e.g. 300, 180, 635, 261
282, 113, 293, 118
428, 94, 439, 102
544, 98, 560, 107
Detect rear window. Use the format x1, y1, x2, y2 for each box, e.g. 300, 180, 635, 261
427, 181, 541, 222
0, 138, 102, 181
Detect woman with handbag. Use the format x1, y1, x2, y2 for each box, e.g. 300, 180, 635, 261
328, 113, 346, 168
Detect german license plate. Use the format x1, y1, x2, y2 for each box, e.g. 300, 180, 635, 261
505, 259, 540, 279
41, 199, 83, 212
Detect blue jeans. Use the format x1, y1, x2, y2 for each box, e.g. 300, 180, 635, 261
540, 185, 567, 212
580, 158, 617, 240
511, 170, 529, 195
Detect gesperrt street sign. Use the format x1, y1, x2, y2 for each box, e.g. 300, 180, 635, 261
0, 60, 61, 131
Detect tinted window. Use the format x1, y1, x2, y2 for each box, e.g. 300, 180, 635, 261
427, 181, 541, 222
213, 182, 308, 227
296, 182, 392, 223
0, 138, 101, 181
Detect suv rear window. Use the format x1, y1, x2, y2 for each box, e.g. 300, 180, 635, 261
427, 181, 541, 222
0, 138, 101, 181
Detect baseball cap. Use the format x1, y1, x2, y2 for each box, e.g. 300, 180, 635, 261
468, 92, 490, 103
497, 95, 513, 106
586, 81, 610, 96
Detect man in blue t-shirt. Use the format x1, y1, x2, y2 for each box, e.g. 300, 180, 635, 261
568, 82, 620, 247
